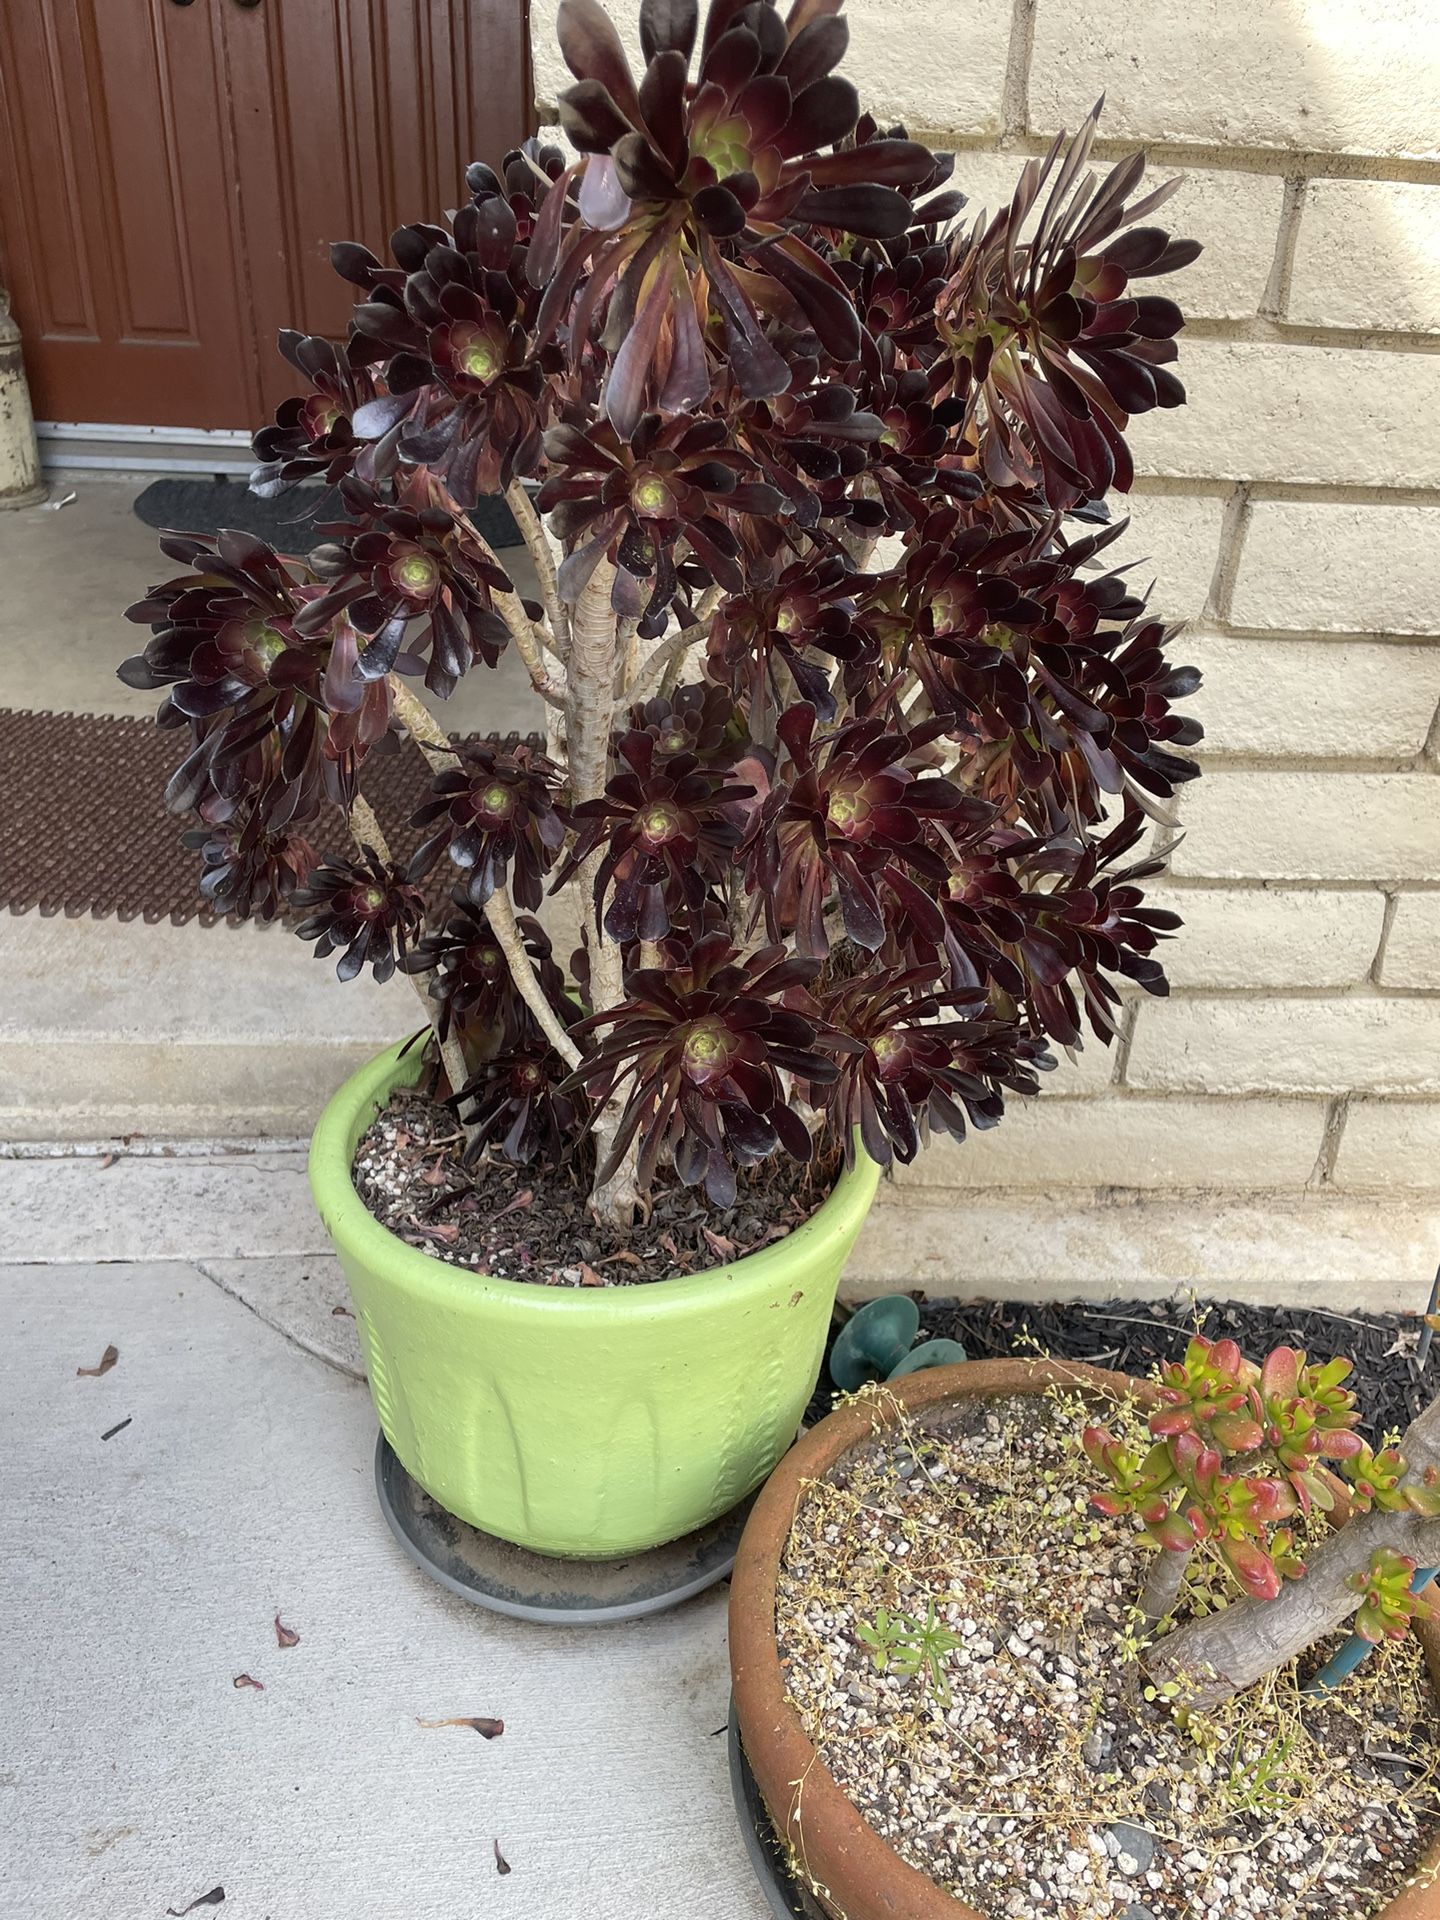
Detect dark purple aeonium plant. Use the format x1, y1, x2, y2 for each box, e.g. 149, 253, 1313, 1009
122, 0, 1202, 1229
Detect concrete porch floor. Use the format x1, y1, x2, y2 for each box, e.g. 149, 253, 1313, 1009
0, 474, 539, 734
0, 476, 556, 1142
0, 1149, 772, 1920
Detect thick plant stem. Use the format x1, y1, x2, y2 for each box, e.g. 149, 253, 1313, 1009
386, 676, 578, 1067
347, 792, 474, 1118
427, 473, 564, 703
1148, 1395, 1440, 1710
505, 481, 569, 661
619, 618, 701, 710
484, 885, 581, 1071
1138, 1540, 1194, 1626
566, 558, 642, 1227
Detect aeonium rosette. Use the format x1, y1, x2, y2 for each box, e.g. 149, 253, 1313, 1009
567, 934, 837, 1207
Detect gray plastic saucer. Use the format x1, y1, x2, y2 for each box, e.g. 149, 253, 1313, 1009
374, 1433, 754, 1625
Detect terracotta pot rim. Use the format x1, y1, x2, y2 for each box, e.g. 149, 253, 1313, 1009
727, 1356, 1440, 1920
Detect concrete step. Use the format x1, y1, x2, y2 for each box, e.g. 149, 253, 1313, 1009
1, 914, 407, 1141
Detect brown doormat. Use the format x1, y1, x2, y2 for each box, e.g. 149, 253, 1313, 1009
0, 707, 540, 927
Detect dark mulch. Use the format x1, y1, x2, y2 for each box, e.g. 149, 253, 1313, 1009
807, 1294, 1434, 1441
351, 1089, 839, 1287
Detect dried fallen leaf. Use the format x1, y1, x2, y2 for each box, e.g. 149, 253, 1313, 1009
232, 1674, 264, 1692
97, 1152, 118, 1170
273, 1613, 299, 1649
100, 1417, 132, 1442
166, 1890, 225, 1915
77, 1344, 119, 1378
330, 1304, 354, 1319
410, 1221, 460, 1245
576, 1261, 606, 1287
491, 1188, 534, 1222
702, 1227, 737, 1261
493, 1839, 511, 1876
601, 1249, 644, 1268
416, 1715, 504, 1739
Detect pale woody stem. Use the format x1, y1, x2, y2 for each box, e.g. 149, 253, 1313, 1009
567, 560, 642, 1224
386, 676, 580, 1070
504, 481, 569, 661
345, 790, 474, 1116
427, 475, 565, 705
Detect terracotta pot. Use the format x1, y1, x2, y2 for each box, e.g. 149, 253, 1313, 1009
729, 1357, 1440, 1920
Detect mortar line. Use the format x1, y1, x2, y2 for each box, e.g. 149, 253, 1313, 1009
1311, 1095, 1350, 1188
1260, 175, 1308, 320
1204, 483, 1250, 624
1370, 893, 1401, 984
999, 0, 1036, 143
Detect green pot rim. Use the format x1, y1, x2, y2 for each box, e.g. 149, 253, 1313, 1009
309, 1035, 882, 1320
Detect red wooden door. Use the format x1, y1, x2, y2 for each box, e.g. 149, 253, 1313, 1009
0, 0, 257, 428
0, 0, 533, 432
223, 0, 535, 419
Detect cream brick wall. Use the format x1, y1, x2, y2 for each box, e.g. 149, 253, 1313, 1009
530, 1, 1440, 1304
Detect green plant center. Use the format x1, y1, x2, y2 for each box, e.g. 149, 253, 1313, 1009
246, 622, 288, 668
691, 117, 751, 180
681, 1020, 736, 1077
360, 886, 385, 913
393, 552, 440, 598
639, 803, 679, 844
480, 783, 515, 818
631, 475, 674, 517
826, 787, 868, 835
460, 338, 499, 380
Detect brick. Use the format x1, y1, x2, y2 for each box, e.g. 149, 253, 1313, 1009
1182, 634, 1440, 759
1171, 774, 1440, 883
1231, 503, 1440, 637
841, 0, 1012, 136
847, 1191, 1440, 1310
1029, 0, 1440, 160
1128, 342, 1440, 489
948, 156, 1282, 322
1334, 1101, 1440, 1190
1126, 996, 1440, 1094
1288, 180, 1440, 333
1045, 1034, 1122, 1096
1380, 894, 1440, 988
534, 0, 1013, 135
1144, 886, 1384, 989
1093, 492, 1224, 624
895, 1096, 1324, 1189
531, 8, 647, 115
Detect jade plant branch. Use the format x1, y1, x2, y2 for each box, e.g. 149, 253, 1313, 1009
1088, 1339, 1440, 1711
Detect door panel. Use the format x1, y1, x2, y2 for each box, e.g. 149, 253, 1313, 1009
0, 0, 257, 427
0, 0, 534, 432
226, 0, 535, 418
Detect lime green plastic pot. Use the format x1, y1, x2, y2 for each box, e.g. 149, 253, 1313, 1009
308, 1038, 880, 1559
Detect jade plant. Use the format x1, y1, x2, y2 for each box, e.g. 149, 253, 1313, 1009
1085, 1336, 1440, 1707
120, 0, 1204, 1228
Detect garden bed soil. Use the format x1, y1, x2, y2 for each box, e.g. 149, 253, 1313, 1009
804, 1296, 1433, 1443
350, 1088, 839, 1287
775, 1386, 1440, 1920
